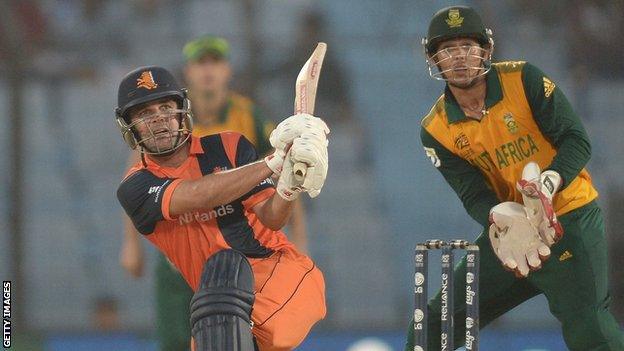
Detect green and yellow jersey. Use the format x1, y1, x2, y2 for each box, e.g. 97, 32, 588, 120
421, 61, 597, 227
192, 93, 274, 155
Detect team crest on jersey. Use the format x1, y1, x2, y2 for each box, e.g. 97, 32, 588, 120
424, 147, 441, 168
454, 132, 470, 150
137, 71, 158, 90
446, 9, 464, 28
503, 113, 519, 134
543, 77, 556, 98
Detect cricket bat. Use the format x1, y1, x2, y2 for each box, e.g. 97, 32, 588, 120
292, 42, 327, 182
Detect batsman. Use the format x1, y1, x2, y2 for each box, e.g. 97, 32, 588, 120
406, 5, 624, 351
115, 65, 328, 351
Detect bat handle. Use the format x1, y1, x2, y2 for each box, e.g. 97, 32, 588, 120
293, 162, 307, 182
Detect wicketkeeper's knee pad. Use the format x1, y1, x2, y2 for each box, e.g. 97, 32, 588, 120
190, 249, 256, 351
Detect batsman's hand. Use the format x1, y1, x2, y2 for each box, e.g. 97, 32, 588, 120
489, 202, 551, 278
516, 162, 563, 246
290, 135, 328, 197
264, 148, 286, 176
276, 135, 328, 200
276, 151, 303, 201
270, 113, 330, 152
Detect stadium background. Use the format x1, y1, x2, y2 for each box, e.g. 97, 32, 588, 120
1, 0, 623, 350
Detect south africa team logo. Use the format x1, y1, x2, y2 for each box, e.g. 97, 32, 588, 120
446, 9, 464, 28
503, 112, 519, 134
454, 132, 470, 150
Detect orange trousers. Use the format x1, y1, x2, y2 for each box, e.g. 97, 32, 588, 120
250, 248, 326, 351
191, 248, 326, 351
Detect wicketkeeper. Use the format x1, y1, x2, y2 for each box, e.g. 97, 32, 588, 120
405, 5, 624, 351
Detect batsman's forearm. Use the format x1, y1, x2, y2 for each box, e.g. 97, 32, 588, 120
255, 194, 294, 230
288, 199, 308, 253
169, 161, 273, 216
200, 161, 273, 208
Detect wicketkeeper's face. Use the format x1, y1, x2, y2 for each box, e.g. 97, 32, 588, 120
430, 37, 490, 88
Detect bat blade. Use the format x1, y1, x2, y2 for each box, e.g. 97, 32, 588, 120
294, 42, 327, 114
293, 42, 327, 182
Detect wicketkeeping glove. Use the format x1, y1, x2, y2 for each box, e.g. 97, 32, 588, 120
516, 162, 564, 246
489, 202, 551, 278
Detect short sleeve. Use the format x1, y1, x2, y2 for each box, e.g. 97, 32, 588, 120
116, 170, 179, 234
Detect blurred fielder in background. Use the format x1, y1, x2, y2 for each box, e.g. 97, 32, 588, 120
115, 66, 328, 350
119, 36, 309, 351
405, 5, 624, 351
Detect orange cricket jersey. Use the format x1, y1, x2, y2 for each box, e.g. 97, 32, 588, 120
421, 61, 597, 219
117, 133, 294, 291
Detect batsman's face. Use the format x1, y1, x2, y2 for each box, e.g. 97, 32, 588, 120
184, 55, 231, 94
431, 37, 489, 88
129, 98, 182, 152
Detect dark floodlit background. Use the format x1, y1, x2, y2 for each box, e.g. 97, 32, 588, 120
1, 1, 623, 350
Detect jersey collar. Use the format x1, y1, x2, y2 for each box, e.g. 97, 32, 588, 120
189, 135, 204, 155
443, 66, 503, 124
143, 136, 204, 169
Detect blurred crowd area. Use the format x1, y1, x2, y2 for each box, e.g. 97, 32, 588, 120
1, 0, 623, 346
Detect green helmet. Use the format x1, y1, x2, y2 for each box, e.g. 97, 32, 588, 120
423, 5, 492, 55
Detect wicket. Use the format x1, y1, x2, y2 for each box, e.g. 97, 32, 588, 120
413, 240, 480, 351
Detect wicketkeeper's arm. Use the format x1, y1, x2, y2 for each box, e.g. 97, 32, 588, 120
522, 62, 592, 189
421, 128, 499, 228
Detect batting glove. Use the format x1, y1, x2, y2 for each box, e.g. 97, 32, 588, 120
269, 113, 330, 152
289, 134, 328, 198
264, 148, 286, 176
276, 151, 304, 201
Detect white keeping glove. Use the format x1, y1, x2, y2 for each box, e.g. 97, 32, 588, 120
489, 202, 552, 278
516, 162, 564, 246
276, 151, 303, 201
289, 135, 328, 198
270, 113, 330, 152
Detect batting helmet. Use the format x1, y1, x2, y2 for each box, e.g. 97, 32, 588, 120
115, 66, 193, 155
